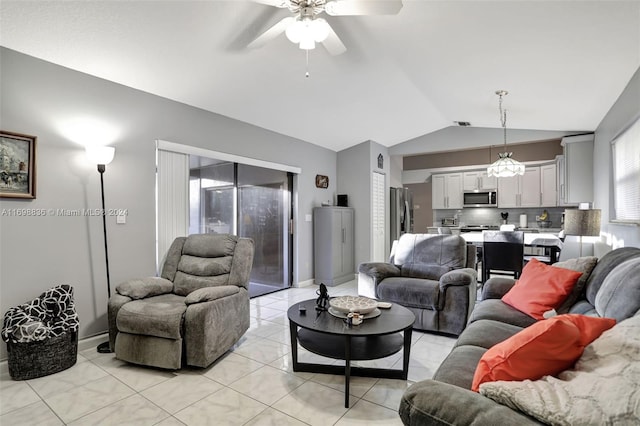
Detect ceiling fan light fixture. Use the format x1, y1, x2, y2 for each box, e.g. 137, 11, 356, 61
285, 16, 329, 50
487, 90, 525, 178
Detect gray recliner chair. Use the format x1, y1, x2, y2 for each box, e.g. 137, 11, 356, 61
108, 234, 254, 369
358, 234, 477, 336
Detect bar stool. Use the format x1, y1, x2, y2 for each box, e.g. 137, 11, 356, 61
482, 230, 524, 283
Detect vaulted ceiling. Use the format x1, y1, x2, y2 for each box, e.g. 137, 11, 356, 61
1, 1, 639, 153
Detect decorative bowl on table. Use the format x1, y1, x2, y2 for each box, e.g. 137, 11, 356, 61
329, 296, 378, 314
537, 220, 552, 228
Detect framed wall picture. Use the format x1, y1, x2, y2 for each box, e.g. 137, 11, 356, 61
315, 174, 329, 189
0, 131, 37, 199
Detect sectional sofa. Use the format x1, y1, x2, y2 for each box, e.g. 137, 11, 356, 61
399, 246, 640, 425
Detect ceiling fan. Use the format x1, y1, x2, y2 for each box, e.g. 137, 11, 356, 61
248, 0, 403, 55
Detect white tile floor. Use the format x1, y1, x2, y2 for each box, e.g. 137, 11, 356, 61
0, 280, 456, 426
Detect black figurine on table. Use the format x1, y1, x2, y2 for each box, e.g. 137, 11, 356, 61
316, 283, 330, 311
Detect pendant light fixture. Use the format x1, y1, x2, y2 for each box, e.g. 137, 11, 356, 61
487, 90, 525, 177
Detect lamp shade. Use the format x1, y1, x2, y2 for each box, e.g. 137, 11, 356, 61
86, 146, 115, 165
564, 209, 601, 237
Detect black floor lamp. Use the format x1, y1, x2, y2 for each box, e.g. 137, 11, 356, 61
86, 146, 116, 353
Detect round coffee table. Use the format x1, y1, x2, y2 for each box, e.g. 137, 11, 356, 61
287, 298, 415, 408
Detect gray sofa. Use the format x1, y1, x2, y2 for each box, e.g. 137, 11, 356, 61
108, 234, 254, 370
399, 246, 640, 425
358, 234, 477, 336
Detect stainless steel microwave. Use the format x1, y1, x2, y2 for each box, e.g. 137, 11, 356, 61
463, 190, 497, 207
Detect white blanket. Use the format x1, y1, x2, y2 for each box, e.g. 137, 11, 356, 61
480, 314, 640, 426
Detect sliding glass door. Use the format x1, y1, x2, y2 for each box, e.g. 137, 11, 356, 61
189, 157, 292, 297
237, 164, 292, 294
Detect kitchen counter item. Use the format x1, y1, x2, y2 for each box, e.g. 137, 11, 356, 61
441, 217, 458, 226
537, 220, 552, 228
519, 214, 528, 228
500, 212, 509, 224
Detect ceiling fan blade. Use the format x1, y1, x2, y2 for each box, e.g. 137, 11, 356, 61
322, 25, 346, 55
251, 0, 289, 8
247, 16, 295, 49
325, 0, 403, 16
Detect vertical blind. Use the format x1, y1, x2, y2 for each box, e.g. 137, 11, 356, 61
157, 149, 189, 272
612, 116, 640, 223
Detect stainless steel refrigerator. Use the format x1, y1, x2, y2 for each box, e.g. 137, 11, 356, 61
390, 187, 413, 245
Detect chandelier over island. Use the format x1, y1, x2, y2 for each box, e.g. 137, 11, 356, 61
487, 90, 526, 178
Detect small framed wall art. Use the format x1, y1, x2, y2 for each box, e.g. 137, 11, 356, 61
0, 131, 37, 199
315, 174, 329, 189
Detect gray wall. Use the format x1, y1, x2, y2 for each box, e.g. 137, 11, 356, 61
390, 126, 577, 157
337, 140, 390, 267
406, 182, 432, 232
593, 66, 640, 249
0, 48, 337, 359
403, 139, 563, 170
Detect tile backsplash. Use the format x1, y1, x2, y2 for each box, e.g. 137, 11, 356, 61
433, 207, 566, 229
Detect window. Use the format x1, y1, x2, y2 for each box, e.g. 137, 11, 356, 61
612, 116, 640, 223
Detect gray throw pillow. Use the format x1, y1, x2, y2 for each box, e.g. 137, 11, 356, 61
553, 256, 598, 313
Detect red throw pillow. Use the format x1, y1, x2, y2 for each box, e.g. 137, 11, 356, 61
471, 314, 616, 392
502, 258, 583, 320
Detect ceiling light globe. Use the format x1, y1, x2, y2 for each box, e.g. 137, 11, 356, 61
311, 18, 330, 42
285, 20, 304, 43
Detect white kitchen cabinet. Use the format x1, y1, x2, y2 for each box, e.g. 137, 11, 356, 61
498, 167, 541, 208
313, 207, 354, 286
561, 134, 594, 204
432, 173, 463, 209
540, 164, 557, 207
555, 155, 577, 206
463, 171, 497, 191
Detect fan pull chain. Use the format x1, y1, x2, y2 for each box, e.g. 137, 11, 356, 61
305, 49, 310, 78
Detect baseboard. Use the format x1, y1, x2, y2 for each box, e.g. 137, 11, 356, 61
297, 278, 315, 288
78, 333, 108, 352
0, 333, 108, 374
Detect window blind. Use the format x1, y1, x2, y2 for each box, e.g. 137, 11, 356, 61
157, 148, 189, 273
612, 117, 640, 223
